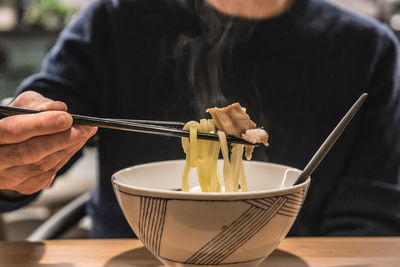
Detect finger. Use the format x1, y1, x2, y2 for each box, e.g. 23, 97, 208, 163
52, 142, 87, 174
0, 111, 73, 144
11, 169, 57, 195
28, 142, 88, 194
0, 143, 82, 188
10, 141, 86, 194
0, 125, 97, 168
11, 91, 68, 111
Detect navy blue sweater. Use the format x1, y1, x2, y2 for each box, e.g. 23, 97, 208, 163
2, 0, 400, 237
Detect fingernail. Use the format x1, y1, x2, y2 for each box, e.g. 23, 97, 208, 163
56, 114, 70, 128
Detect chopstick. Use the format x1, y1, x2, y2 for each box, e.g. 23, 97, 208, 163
116, 119, 185, 128
293, 93, 368, 186
0, 105, 256, 146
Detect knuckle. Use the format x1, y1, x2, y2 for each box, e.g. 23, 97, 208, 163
28, 162, 48, 174
53, 134, 69, 150
57, 150, 71, 162
32, 151, 66, 173
35, 114, 48, 131
11, 93, 29, 107
3, 119, 23, 139
3, 146, 22, 166
16, 144, 39, 165
12, 91, 49, 110
12, 91, 40, 107
35, 113, 54, 132
14, 170, 55, 195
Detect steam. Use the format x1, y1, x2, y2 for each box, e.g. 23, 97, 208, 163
173, 1, 258, 118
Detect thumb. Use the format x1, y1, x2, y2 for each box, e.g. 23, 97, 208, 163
11, 91, 68, 111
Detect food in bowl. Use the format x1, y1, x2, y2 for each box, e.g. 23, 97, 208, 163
181, 103, 269, 193
112, 160, 310, 267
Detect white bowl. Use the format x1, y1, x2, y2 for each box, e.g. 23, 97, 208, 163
112, 160, 310, 267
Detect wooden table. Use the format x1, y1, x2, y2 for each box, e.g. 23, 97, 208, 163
0, 237, 399, 266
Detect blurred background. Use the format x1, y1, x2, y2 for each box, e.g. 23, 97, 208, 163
0, 0, 399, 241
0, 0, 91, 101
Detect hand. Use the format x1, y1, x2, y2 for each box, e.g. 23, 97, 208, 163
0, 91, 97, 196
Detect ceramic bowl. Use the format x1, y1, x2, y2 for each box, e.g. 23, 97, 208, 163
112, 160, 310, 267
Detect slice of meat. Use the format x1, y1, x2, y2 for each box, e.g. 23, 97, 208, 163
206, 103, 256, 137
242, 128, 269, 160
207, 103, 269, 160
241, 128, 269, 146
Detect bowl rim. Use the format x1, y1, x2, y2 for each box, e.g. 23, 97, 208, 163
111, 160, 310, 201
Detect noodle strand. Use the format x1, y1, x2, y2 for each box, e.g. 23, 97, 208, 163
181, 119, 248, 193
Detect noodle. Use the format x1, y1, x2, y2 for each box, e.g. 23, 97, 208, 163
181, 119, 248, 193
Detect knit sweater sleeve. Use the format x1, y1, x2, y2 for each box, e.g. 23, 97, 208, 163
319, 25, 400, 236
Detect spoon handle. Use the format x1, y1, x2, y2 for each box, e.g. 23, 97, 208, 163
293, 93, 368, 186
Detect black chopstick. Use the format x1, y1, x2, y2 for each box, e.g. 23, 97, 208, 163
0, 105, 256, 146
116, 118, 185, 128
